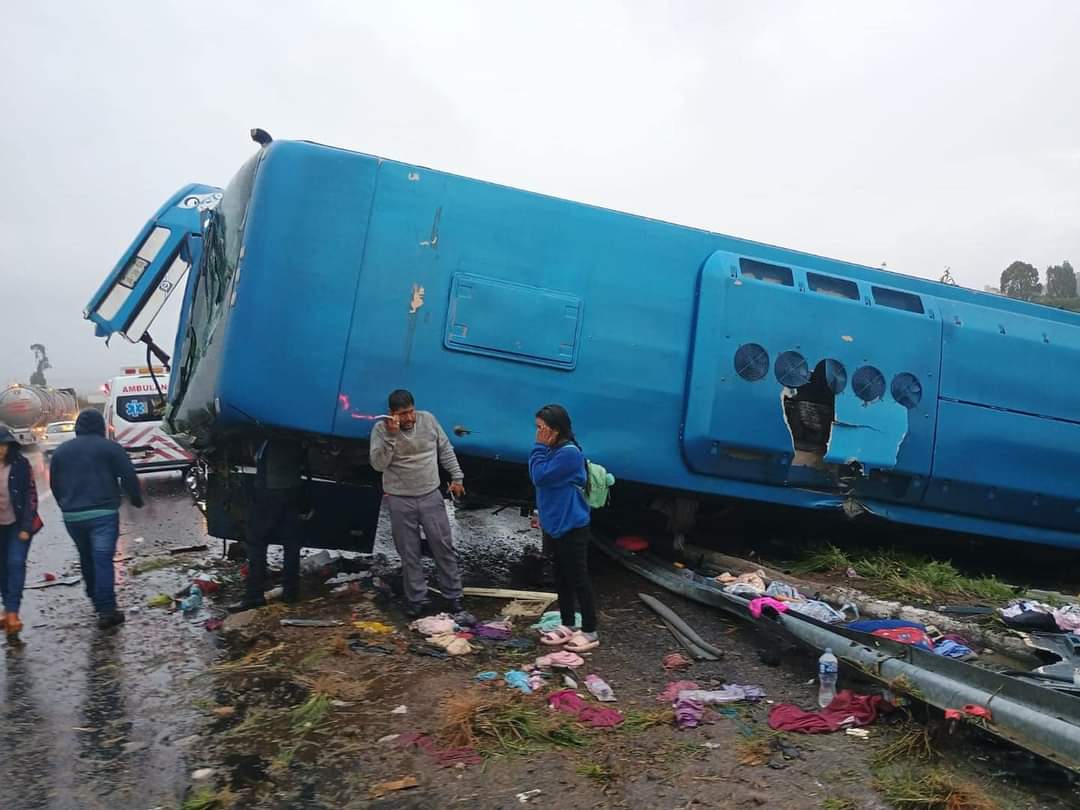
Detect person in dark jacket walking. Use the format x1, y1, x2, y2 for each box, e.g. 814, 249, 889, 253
49, 409, 143, 628
234, 437, 308, 612
0, 427, 41, 638
529, 404, 599, 653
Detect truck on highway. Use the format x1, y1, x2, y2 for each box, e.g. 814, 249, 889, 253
0, 383, 77, 446
81, 131, 1080, 553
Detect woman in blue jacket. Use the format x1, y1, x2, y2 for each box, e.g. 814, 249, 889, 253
0, 428, 41, 638
529, 405, 598, 652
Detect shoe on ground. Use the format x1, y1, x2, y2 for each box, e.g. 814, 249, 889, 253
445, 598, 463, 614
97, 611, 126, 630
404, 601, 428, 619
5, 612, 22, 636
228, 598, 267, 613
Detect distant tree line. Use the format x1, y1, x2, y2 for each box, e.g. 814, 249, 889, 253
999, 260, 1079, 312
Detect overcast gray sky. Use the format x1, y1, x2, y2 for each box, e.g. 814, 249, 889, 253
2, 1, 1078, 390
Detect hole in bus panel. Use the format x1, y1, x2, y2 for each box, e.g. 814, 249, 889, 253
782, 359, 844, 468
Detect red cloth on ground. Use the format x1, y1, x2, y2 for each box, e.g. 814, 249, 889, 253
656, 680, 700, 703
548, 689, 624, 728
767, 690, 886, 734
398, 733, 483, 766
871, 627, 934, 649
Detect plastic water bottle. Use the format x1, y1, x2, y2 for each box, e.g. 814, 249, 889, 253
585, 674, 616, 702
818, 648, 838, 708
180, 584, 203, 613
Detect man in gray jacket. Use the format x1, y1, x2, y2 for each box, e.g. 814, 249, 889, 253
369, 389, 465, 617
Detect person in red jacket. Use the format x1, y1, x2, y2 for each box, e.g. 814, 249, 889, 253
0, 427, 41, 638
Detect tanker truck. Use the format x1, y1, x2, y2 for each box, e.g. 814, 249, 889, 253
0, 384, 78, 445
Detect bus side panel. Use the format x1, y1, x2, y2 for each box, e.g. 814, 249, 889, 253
332, 159, 718, 486
219, 142, 379, 435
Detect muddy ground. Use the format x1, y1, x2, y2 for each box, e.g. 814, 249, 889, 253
3, 458, 1078, 809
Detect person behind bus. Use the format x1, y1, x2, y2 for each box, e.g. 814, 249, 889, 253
530, 404, 599, 652
0, 428, 42, 638
49, 409, 143, 629
235, 436, 307, 611
369, 389, 465, 618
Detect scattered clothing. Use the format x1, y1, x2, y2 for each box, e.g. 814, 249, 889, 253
848, 618, 927, 634
532, 611, 582, 632
934, 639, 975, 659
547, 689, 624, 728
535, 651, 585, 669
939, 632, 974, 647
718, 570, 767, 594
425, 632, 473, 656
662, 653, 692, 671
504, 670, 533, 694
748, 597, 790, 618
1053, 605, 1080, 633
410, 614, 456, 635
677, 685, 765, 704
871, 626, 935, 650
674, 696, 705, 729
765, 581, 803, 601
725, 583, 766, 599
768, 690, 887, 734
473, 621, 513, 640
398, 732, 483, 767
657, 680, 700, 703
786, 600, 847, 624
1000, 600, 1058, 632
475, 671, 499, 681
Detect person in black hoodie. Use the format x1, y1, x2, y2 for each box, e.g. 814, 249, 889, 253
0, 427, 41, 638
49, 410, 144, 628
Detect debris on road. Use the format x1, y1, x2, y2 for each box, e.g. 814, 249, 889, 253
168, 543, 209, 555
516, 789, 543, 803
26, 575, 81, 589
369, 775, 418, 799
279, 618, 344, 627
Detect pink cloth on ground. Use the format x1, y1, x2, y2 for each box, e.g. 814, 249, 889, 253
749, 597, 790, 618
657, 681, 700, 703
548, 689, 624, 728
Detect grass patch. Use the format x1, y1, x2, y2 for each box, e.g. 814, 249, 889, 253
289, 692, 332, 734
128, 556, 177, 576
872, 725, 936, 768
298, 648, 330, 671
439, 692, 585, 755
576, 762, 613, 784
619, 708, 671, 733
821, 799, 858, 810
874, 766, 998, 809
180, 786, 235, 810
790, 544, 1020, 604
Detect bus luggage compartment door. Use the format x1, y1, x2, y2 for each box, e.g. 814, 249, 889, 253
682, 250, 940, 501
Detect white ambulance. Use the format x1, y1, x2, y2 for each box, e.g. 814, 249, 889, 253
103, 367, 194, 473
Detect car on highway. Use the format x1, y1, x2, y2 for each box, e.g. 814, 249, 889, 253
41, 420, 76, 456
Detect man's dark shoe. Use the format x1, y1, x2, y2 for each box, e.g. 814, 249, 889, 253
445, 598, 463, 614
97, 610, 126, 629
404, 601, 428, 619
282, 591, 301, 605
227, 598, 267, 613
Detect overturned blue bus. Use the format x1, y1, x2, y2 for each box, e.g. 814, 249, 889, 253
84, 132, 1080, 552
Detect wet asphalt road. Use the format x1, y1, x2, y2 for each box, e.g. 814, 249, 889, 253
0, 452, 217, 810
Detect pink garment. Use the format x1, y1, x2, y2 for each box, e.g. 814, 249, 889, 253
0, 462, 14, 525
657, 681, 700, 703
398, 733, 483, 767
548, 689, 623, 728
767, 690, 887, 734
749, 597, 790, 618
674, 697, 705, 729
535, 651, 585, 669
